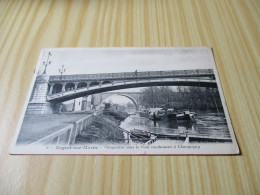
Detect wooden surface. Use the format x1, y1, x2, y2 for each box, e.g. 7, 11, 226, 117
0, 0, 259, 194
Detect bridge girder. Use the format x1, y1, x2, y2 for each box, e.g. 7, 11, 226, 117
47, 79, 217, 103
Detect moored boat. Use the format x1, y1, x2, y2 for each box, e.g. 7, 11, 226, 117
148, 108, 165, 120
138, 109, 149, 117
176, 111, 196, 122
130, 129, 152, 143
166, 108, 178, 119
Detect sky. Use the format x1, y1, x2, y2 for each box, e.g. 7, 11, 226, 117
37, 47, 213, 76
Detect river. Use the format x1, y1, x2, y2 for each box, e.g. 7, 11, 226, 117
120, 111, 231, 139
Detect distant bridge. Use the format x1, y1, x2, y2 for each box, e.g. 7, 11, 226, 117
94, 91, 142, 110
28, 69, 216, 114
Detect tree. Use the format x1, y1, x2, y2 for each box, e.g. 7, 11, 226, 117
140, 86, 223, 111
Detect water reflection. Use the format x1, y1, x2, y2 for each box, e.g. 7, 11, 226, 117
120, 112, 230, 138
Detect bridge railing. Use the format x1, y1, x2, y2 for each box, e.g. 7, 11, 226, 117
49, 69, 214, 81
30, 124, 75, 145
105, 69, 213, 79
30, 115, 94, 146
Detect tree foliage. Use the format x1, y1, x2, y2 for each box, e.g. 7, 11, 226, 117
140, 86, 223, 111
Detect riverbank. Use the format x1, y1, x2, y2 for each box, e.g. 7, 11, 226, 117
75, 110, 129, 144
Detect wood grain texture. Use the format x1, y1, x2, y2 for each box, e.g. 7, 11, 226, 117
0, 0, 259, 194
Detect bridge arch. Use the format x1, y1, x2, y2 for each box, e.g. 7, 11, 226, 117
65, 83, 75, 91
89, 81, 100, 87
102, 81, 112, 85
101, 94, 138, 111
48, 79, 217, 103
77, 82, 88, 89
52, 83, 63, 94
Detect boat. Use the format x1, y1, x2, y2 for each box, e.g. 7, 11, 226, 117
138, 109, 149, 117
130, 129, 152, 143
148, 108, 165, 120
176, 111, 196, 122
166, 108, 178, 119
130, 129, 151, 138
165, 109, 196, 122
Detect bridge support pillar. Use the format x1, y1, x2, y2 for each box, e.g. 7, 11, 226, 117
49, 84, 54, 95
62, 84, 65, 92
26, 75, 53, 114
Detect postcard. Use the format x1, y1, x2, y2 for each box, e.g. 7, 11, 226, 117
10, 47, 239, 154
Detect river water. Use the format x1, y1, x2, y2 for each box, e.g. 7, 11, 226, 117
120, 111, 231, 139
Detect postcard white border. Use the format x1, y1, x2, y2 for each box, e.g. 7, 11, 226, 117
10, 47, 240, 155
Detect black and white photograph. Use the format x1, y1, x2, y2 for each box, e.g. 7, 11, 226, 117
10, 47, 239, 154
